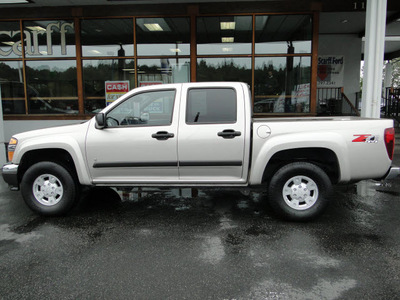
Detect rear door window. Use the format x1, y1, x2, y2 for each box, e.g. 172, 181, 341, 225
186, 88, 237, 124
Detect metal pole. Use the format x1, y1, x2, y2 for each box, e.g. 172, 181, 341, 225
361, 0, 387, 118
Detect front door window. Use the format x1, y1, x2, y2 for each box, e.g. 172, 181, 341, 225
105, 89, 176, 127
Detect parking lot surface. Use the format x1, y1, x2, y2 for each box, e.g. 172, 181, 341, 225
1, 165, 400, 299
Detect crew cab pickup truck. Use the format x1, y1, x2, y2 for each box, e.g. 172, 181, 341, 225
2, 82, 399, 220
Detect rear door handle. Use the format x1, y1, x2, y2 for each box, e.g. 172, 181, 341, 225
152, 131, 174, 140
217, 129, 241, 139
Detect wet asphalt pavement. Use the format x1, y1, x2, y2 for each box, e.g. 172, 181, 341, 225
1, 160, 400, 299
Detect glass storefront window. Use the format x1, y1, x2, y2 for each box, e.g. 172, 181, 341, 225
137, 58, 190, 86
197, 57, 251, 87
1, 13, 316, 119
25, 60, 78, 114
255, 15, 312, 54
83, 59, 135, 113
81, 19, 134, 57
254, 56, 311, 113
23, 20, 76, 57
197, 16, 252, 55
136, 18, 190, 56
0, 61, 25, 114
0, 22, 22, 59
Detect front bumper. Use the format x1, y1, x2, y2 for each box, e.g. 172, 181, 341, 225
2, 163, 19, 190
384, 166, 400, 180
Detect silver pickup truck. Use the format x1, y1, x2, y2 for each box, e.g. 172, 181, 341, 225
2, 82, 399, 220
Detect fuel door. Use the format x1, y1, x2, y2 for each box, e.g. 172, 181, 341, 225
257, 125, 271, 139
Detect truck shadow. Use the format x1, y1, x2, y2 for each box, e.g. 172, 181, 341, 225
72, 187, 281, 221
75, 187, 122, 213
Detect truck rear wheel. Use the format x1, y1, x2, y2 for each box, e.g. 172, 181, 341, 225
21, 161, 78, 216
268, 162, 332, 221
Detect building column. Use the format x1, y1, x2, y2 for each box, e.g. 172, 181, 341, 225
361, 0, 387, 118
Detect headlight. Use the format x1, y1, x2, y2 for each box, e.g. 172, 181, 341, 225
7, 137, 18, 162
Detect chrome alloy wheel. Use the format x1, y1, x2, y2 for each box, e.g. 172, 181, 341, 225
32, 174, 64, 206
282, 175, 318, 210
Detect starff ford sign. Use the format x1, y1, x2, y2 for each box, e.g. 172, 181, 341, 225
105, 81, 130, 105
317, 56, 345, 88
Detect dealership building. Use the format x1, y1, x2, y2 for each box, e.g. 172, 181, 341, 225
0, 0, 399, 164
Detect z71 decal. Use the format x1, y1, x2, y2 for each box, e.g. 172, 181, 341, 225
352, 134, 378, 143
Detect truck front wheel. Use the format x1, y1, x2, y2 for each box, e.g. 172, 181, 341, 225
268, 162, 332, 221
21, 161, 78, 216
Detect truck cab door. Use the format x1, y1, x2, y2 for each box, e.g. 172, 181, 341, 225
86, 86, 180, 184
177, 83, 249, 183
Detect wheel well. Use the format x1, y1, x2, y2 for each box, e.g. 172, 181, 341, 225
18, 149, 78, 182
262, 148, 340, 185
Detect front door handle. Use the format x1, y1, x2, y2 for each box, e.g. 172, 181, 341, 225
217, 129, 241, 139
152, 131, 174, 140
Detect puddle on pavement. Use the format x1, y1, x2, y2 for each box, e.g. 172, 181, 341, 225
0, 223, 43, 246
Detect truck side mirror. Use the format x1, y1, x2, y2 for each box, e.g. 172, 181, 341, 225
95, 113, 105, 129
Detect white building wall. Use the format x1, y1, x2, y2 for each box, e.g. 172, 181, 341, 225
318, 34, 362, 104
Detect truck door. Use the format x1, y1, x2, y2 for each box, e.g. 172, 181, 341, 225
178, 83, 247, 183
86, 86, 180, 184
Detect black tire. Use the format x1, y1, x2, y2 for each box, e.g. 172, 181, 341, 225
20, 161, 78, 216
268, 162, 332, 221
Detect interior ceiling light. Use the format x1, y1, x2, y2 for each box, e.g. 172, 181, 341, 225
129, 70, 145, 74
222, 48, 233, 52
222, 37, 234, 43
26, 26, 46, 31
0, 0, 31, 3
126, 69, 144, 73
137, 18, 170, 32
169, 48, 181, 53
2, 41, 15, 46
144, 23, 163, 31
220, 22, 235, 30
